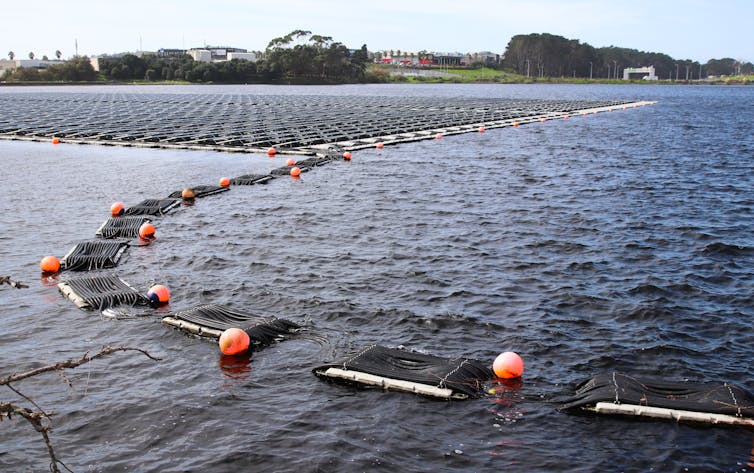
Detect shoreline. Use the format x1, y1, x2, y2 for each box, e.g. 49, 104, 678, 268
1, 78, 751, 87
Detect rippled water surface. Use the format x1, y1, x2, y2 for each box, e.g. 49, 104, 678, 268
1, 84, 753, 472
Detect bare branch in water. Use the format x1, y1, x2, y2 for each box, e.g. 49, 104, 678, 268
1, 345, 160, 472
0, 276, 28, 289
1, 345, 161, 386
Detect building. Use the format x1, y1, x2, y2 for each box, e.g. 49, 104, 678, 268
187, 49, 212, 62
157, 48, 187, 58
186, 46, 254, 62
227, 52, 257, 62
464, 51, 500, 67
623, 66, 658, 81
0, 58, 65, 75
375, 50, 499, 67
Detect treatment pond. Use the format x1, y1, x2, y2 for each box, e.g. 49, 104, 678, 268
0, 84, 752, 472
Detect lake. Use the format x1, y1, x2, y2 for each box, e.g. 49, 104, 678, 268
1, 83, 752, 472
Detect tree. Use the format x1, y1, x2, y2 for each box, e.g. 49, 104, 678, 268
7, 51, 14, 60
55, 50, 62, 60
42, 55, 49, 61
28, 52, 35, 60
704, 58, 738, 76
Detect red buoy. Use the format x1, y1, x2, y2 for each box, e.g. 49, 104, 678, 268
219, 328, 250, 355
267, 147, 277, 157
435, 133, 443, 140
111, 202, 125, 216
478, 126, 485, 133
285, 158, 296, 166
147, 284, 170, 305
52, 137, 60, 145
40, 255, 60, 273
493, 352, 524, 379
290, 166, 301, 177
376, 142, 384, 149
343, 151, 352, 160
219, 177, 230, 187
512, 122, 519, 127
139, 222, 155, 240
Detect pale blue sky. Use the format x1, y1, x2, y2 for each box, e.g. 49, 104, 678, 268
3, 0, 752, 63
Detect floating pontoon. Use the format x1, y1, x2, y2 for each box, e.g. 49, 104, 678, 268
313, 345, 492, 400
58, 273, 149, 310
96, 216, 151, 239
61, 240, 129, 271
560, 372, 754, 428
162, 304, 299, 348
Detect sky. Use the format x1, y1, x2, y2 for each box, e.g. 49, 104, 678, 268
3, 0, 752, 63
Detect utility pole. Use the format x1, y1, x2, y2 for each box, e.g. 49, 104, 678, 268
685, 65, 689, 81
75, 38, 78, 57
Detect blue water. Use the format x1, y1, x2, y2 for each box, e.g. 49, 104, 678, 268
1, 84, 753, 472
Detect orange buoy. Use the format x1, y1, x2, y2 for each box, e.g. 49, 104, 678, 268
219, 328, 250, 355
138, 222, 156, 240
52, 137, 60, 145
181, 188, 196, 199
539, 118, 547, 123
435, 133, 443, 140
376, 142, 384, 149
563, 114, 569, 119
147, 284, 170, 305
219, 177, 230, 187
110, 202, 125, 216
285, 158, 296, 166
267, 147, 277, 157
343, 151, 352, 160
478, 126, 485, 133
493, 352, 524, 379
290, 166, 301, 177
39, 255, 60, 273
512, 122, 519, 127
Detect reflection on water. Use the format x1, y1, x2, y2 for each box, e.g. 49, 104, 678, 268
218, 352, 253, 381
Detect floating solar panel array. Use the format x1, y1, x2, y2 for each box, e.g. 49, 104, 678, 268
0, 92, 646, 154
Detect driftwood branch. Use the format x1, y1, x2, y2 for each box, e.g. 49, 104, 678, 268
1, 345, 161, 386
0, 276, 28, 289
1, 345, 160, 472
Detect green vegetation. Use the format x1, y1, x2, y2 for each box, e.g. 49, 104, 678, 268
503, 33, 753, 80
97, 30, 369, 84
1, 56, 96, 82
2, 30, 752, 85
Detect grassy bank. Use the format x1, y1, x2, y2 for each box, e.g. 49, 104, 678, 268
373, 65, 753, 85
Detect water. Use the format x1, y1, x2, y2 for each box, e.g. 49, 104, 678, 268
1, 84, 753, 472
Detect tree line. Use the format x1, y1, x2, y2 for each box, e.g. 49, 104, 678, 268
3, 31, 372, 84
3, 30, 752, 83
503, 33, 753, 79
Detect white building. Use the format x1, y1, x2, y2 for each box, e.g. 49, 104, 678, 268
623, 66, 658, 81
186, 47, 255, 63
227, 52, 257, 62
188, 49, 212, 62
